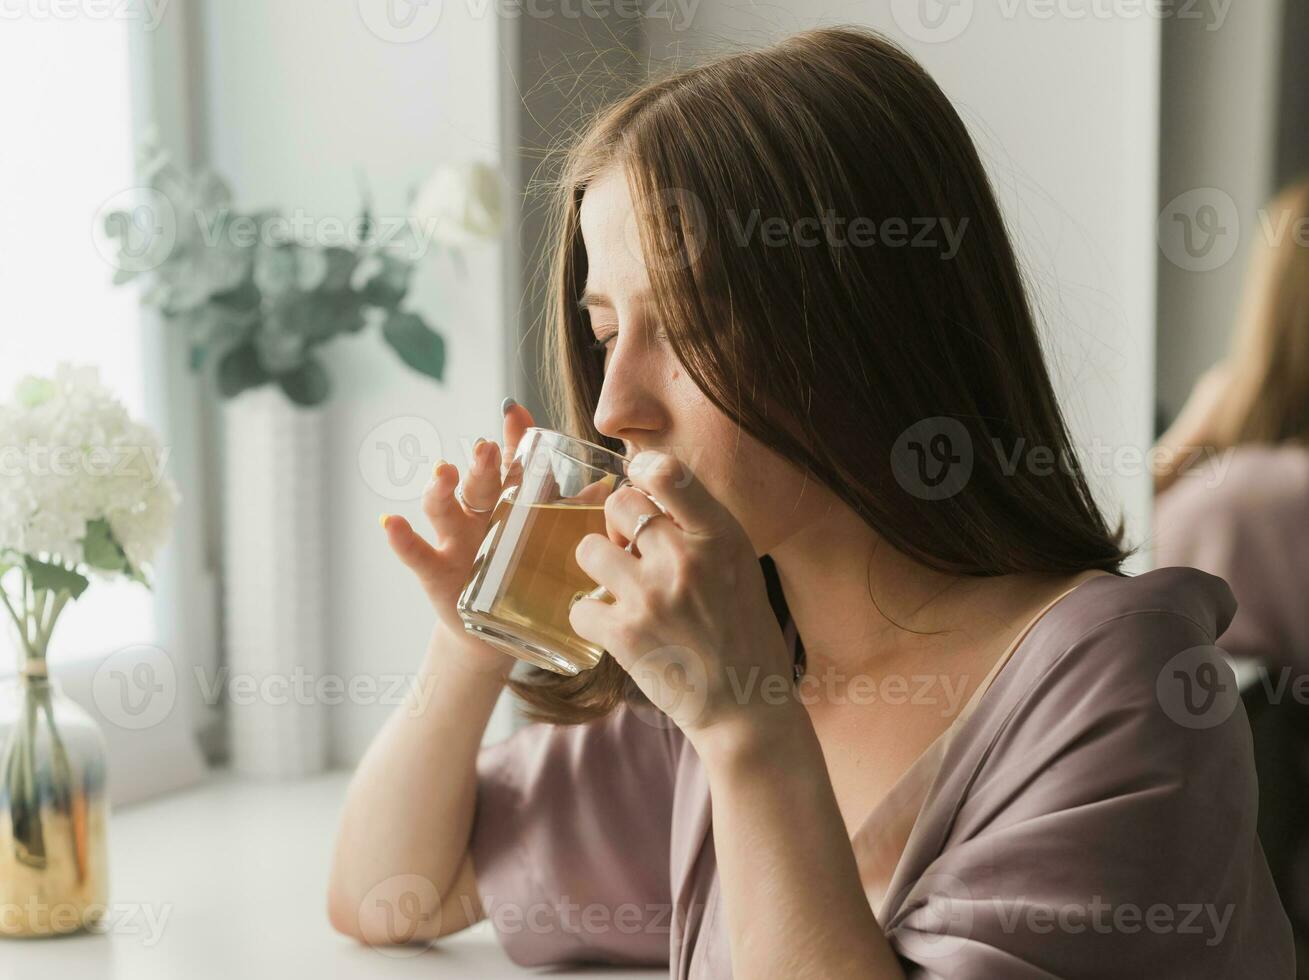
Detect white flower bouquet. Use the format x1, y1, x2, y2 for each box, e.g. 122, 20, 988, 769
0, 364, 177, 935
0, 363, 179, 670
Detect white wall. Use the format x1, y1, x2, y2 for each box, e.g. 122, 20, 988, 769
646, 2, 1162, 566
199, 0, 518, 765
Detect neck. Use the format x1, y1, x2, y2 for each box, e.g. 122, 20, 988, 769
766, 496, 1080, 684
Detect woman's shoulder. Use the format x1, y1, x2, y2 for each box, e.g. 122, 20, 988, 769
927, 566, 1256, 846
1000, 565, 1238, 703
892, 565, 1291, 976
951, 566, 1250, 809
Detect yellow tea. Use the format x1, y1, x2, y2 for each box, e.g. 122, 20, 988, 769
459, 493, 611, 674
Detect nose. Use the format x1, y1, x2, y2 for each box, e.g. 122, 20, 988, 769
591, 343, 666, 454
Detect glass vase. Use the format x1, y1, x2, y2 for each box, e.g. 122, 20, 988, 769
0, 669, 110, 938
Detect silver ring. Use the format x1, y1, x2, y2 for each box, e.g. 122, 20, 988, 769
573, 509, 667, 606
454, 483, 494, 514
624, 512, 661, 557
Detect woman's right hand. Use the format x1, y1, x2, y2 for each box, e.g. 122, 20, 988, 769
380, 399, 536, 676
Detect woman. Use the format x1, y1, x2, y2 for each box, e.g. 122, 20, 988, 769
1153, 175, 1309, 973
329, 27, 1293, 977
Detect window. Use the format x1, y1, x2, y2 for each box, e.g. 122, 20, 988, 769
0, 16, 156, 668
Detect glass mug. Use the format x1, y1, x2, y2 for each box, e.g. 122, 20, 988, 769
457, 427, 660, 675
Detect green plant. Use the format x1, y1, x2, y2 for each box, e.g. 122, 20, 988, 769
104, 148, 446, 407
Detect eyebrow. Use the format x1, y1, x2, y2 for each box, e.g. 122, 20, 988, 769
577, 289, 652, 313
576, 290, 613, 313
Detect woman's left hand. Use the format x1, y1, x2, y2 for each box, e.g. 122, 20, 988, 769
568, 450, 798, 750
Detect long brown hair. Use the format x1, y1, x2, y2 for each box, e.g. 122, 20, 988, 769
508, 25, 1128, 725
1211, 176, 1309, 447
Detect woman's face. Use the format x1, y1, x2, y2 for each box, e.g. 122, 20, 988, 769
579, 164, 830, 557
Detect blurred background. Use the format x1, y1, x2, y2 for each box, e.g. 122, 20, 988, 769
1, 0, 1306, 970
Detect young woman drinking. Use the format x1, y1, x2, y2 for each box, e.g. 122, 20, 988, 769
329, 26, 1293, 978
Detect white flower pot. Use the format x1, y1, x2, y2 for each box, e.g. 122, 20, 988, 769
221, 387, 326, 777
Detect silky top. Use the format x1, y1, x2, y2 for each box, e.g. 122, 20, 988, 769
468, 566, 1294, 977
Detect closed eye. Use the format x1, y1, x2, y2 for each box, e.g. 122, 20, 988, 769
587, 329, 667, 354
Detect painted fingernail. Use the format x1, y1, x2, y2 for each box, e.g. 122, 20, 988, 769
433, 458, 448, 478
379, 513, 392, 530
501, 396, 517, 417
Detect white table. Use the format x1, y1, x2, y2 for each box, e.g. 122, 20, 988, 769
0, 770, 662, 979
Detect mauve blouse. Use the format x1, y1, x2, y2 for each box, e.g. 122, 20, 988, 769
468, 566, 1295, 977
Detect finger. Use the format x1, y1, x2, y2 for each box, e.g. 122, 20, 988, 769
603, 484, 664, 551
380, 514, 447, 604
567, 577, 614, 650
574, 532, 641, 603
500, 398, 534, 479
625, 451, 726, 538
571, 475, 620, 507
459, 437, 503, 513
421, 459, 469, 543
